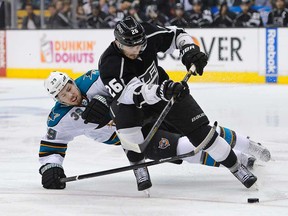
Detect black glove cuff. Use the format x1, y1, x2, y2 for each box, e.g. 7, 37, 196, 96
180, 44, 200, 57
156, 80, 170, 102
39, 163, 63, 175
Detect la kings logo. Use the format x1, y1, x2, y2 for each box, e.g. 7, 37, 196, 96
138, 61, 159, 84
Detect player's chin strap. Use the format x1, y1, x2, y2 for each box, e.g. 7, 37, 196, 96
60, 121, 217, 184
117, 64, 197, 153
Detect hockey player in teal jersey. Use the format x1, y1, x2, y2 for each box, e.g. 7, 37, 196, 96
39, 70, 119, 189
39, 71, 271, 191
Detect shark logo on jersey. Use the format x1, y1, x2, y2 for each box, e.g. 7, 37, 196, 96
139, 61, 159, 84
48, 110, 60, 122
83, 69, 97, 80
158, 138, 170, 149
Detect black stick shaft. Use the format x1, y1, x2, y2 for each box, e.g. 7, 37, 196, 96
61, 148, 196, 183
60, 121, 216, 184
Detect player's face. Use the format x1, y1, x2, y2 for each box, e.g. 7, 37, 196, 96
275, 0, 284, 9
122, 44, 142, 59
193, 4, 201, 13
241, 3, 249, 13
57, 82, 82, 106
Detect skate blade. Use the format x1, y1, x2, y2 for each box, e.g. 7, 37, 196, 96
143, 189, 151, 198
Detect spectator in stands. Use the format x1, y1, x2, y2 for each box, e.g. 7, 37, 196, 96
234, 0, 263, 26
145, 4, 170, 26
76, 4, 88, 28
46, 4, 57, 29
119, 0, 133, 14
22, 3, 41, 29
187, 0, 213, 27
87, 1, 109, 28
99, 0, 112, 14
170, 3, 190, 27
267, 0, 288, 26
126, 1, 147, 23
51, 0, 72, 29
213, 0, 236, 27
62, 0, 72, 20
104, 2, 125, 28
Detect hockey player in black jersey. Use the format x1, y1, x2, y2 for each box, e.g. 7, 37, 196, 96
267, 0, 288, 27
92, 16, 259, 191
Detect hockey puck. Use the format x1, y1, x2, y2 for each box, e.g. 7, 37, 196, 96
247, 198, 259, 203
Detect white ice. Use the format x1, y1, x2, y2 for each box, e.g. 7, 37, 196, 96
0, 79, 288, 216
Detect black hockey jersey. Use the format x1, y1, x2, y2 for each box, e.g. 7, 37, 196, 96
98, 22, 186, 105
267, 8, 288, 27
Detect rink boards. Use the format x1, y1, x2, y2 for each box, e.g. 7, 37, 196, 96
0, 28, 287, 84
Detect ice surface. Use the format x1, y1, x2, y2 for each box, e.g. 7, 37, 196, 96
0, 79, 287, 216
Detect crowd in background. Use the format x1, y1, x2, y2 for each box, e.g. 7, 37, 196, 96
4, 0, 288, 29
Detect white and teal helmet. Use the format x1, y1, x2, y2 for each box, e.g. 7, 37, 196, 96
44, 71, 71, 100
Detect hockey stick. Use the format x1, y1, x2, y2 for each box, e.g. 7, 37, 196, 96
60, 121, 217, 183
117, 64, 197, 153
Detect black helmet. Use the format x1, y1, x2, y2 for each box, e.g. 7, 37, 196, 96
114, 16, 147, 47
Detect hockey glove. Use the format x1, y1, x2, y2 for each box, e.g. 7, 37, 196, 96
180, 44, 208, 76
81, 95, 112, 128
39, 163, 66, 189
156, 80, 189, 102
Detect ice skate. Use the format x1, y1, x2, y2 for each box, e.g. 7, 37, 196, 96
231, 164, 257, 188
133, 167, 152, 191
247, 137, 271, 162
238, 152, 256, 170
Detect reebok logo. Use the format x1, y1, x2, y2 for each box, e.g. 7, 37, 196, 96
266, 28, 278, 83
267, 29, 277, 74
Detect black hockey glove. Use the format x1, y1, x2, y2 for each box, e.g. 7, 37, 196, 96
81, 95, 112, 128
156, 80, 189, 102
180, 44, 208, 76
39, 163, 66, 189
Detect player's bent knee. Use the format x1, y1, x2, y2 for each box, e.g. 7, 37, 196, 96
144, 129, 181, 160
187, 124, 218, 149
